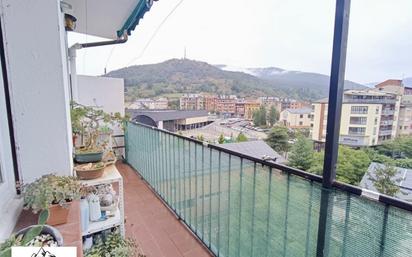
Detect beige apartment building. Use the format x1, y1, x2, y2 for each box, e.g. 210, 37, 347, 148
374, 79, 412, 136
281, 108, 312, 129
311, 90, 400, 147
179, 94, 205, 110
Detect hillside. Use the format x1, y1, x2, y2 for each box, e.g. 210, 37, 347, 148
105, 59, 287, 102
105, 59, 366, 102
218, 65, 366, 98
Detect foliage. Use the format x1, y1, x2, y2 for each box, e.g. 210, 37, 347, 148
309, 146, 371, 185
0, 210, 49, 257
288, 136, 313, 170
266, 126, 290, 154
71, 102, 129, 153
23, 175, 81, 213
363, 148, 412, 169
375, 136, 412, 158
368, 163, 403, 197
218, 134, 225, 144
268, 106, 279, 126
253, 106, 267, 127
85, 231, 145, 257
196, 134, 205, 141
236, 133, 248, 142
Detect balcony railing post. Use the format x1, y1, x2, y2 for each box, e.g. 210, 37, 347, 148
317, 0, 351, 257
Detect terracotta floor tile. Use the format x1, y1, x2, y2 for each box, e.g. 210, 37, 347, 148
116, 162, 213, 257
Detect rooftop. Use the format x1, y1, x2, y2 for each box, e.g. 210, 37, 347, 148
217, 140, 287, 164
283, 107, 312, 114
360, 162, 412, 201
127, 109, 209, 122
375, 79, 403, 88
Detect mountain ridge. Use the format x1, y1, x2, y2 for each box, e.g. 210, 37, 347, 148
105, 59, 366, 102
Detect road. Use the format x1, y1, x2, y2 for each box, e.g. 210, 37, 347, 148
181, 118, 267, 142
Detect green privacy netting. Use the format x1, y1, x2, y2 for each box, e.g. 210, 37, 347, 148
125, 122, 412, 257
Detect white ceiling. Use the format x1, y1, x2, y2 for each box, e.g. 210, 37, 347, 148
64, 0, 140, 39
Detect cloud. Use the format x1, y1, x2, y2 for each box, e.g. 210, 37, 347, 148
68, 0, 412, 84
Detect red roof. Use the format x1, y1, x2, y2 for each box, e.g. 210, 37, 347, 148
375, 79, 403, 88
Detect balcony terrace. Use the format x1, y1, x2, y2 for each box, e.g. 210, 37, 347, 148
124, 122, 412, 257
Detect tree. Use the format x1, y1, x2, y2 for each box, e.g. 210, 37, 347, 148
236, 133, 248, 142
268, 106, 279, 126
288, 136, 313, 170
196, 134, 205, 141
266, 126, 289, 154
309, 146, 371, 185
218, 133, 225, 144
253, 106, 267, 127
368, 163, 402, 196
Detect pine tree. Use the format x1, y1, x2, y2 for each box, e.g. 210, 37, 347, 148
266, 126, 289, 154
218, 133, 225, 144
268, 106, 279, 126
236, 132, 248, 142
368, 163, 403, 196
288, 136, 313, 170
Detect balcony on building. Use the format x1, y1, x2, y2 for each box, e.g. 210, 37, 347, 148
1, 1, 412, 257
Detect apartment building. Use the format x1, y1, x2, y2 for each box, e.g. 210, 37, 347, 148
281, 108, 312, 129
374, 79, 412, 136
204, 95, 217, 112
258, 96, 309, 111
215, 95, 237, 115
244, 101, 261, 120
128, 98, 168, 109
179, 94, 205, 110
311, 90, 400, 147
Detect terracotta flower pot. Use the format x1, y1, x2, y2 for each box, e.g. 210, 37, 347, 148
47, 202, 72, 226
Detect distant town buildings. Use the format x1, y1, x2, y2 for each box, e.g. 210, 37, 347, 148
179, 94, 205, 110
126, 109, 211, 132
179, 94, 306, 120
311, 79, 412, 147
128, 98, 169, 110
258, 96, 310, 111
280, 108, 312, 129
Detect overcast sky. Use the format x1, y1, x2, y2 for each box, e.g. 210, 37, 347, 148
68, 0, 412, 84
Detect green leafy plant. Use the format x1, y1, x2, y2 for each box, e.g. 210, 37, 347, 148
23, 175, 81, 213
85, 231, 145, 257
236, 132, 248, 142
0, 210, 49, 257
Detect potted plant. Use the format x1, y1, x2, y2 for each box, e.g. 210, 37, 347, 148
75, 162, 106, 180
0, 211, 63, 257
85, 230, 145, 257
23, 174, 82, 226
71, 102, 128, 164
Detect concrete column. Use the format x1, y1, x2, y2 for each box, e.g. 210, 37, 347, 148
1, 0, 73, 182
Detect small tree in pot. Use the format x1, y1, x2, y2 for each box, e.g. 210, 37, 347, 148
71, 102, 128, 163
23, 174, 82, 226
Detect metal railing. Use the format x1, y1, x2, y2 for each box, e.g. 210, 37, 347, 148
125, 122, 412, 257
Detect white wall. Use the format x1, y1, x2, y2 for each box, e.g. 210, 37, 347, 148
77, 75, 125, 115
0, 48, 23, 241
1, 0, 73, 183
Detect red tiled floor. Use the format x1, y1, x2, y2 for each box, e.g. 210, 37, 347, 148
116, 162, 213, 257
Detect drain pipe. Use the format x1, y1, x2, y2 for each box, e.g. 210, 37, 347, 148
68, 32, 128, 101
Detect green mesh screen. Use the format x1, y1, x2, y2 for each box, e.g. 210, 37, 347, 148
125, 123, 412, 257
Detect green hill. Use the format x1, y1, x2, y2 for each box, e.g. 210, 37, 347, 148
105, 58, 365, 102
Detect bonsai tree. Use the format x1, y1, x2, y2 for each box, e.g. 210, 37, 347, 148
71, 102, 129, 154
